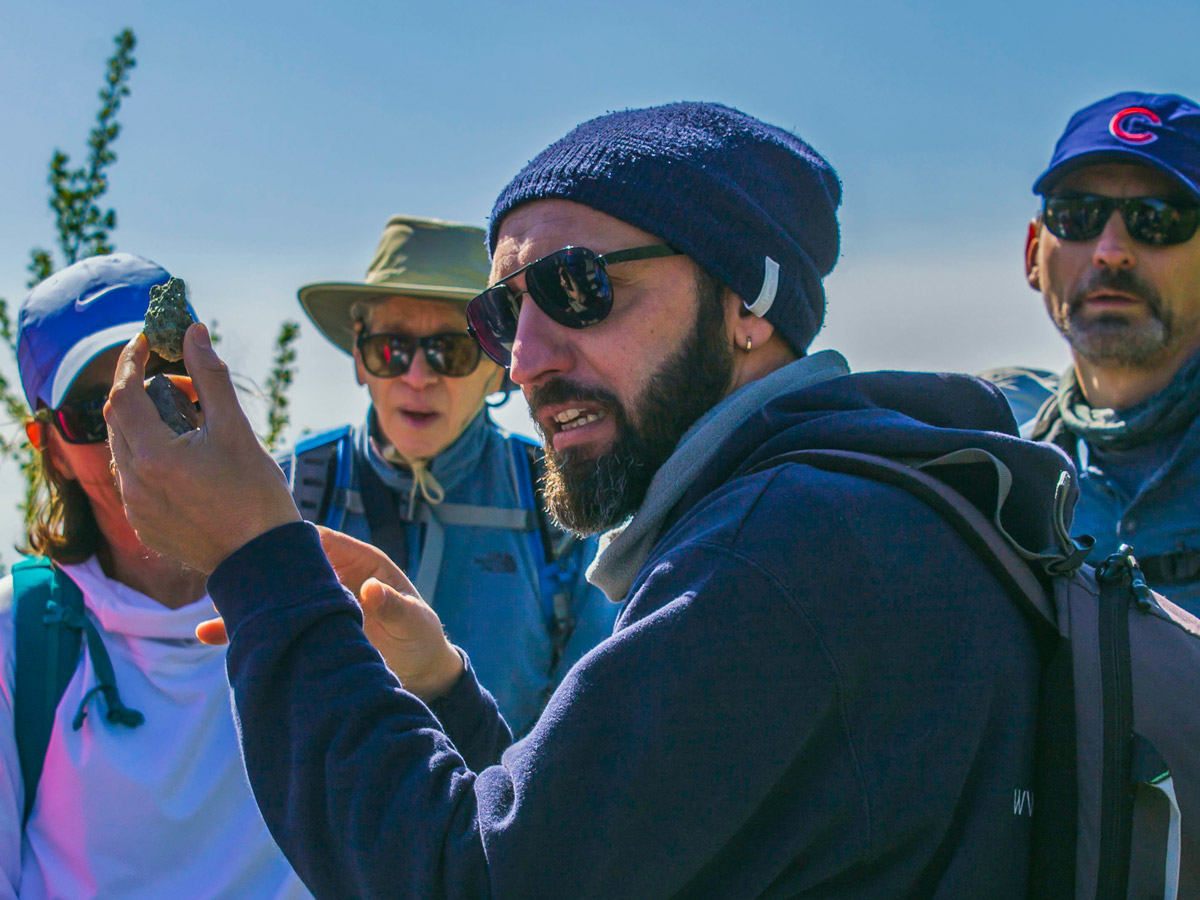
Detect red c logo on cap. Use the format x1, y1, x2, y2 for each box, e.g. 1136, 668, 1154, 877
1109, 107, 1162, 144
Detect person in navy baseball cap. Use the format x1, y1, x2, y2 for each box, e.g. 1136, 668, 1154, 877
16, 252, 200, 560
7, 255, 315, 896
1033, 92, 1200, 201
984, 90, 1200, 608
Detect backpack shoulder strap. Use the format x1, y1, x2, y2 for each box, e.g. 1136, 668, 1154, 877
1092, 550, 1140, 900
752, 449, 1059, 630
354, 447, 409, 572
11, 557, 84, 825
507, 433, 579, 656
288, 425, 357, 527
753, 449, 1106, 899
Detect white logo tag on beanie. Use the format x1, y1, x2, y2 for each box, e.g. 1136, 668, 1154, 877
744, 256, 780, 317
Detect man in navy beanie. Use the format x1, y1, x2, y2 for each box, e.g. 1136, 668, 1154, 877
105, 102, 1072, 898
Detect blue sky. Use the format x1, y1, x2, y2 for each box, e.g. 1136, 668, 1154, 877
2, 0, 1198, 558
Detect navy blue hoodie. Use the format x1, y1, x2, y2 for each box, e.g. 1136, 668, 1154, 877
209, 369, 1073, 899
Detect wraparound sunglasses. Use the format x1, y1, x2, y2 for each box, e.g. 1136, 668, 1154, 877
465, 244, 680, 366
356, 331, 483, 378
40, 393, 110, 445
1043, 193, 1200, 247
39, 359, 190, 445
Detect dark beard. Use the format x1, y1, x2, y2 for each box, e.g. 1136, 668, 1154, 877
1061, 267, 1174, 366
531, 277, 733, 535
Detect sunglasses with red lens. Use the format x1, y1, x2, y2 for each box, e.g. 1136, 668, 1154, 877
43, 393, 110, 445
465, 244, 680, 367
41, 359, 191, 445
356, 331, 483, 379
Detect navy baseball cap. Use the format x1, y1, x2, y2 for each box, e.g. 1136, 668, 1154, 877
16, 253, 195, 409
1034, 91, 1200, 201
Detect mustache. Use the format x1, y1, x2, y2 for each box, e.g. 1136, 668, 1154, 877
1068, 267, 1162, 315
527, 377, 629, 450
528, 378, 623, 418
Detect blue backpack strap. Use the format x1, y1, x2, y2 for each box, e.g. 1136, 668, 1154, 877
12, 556, 146, 826
12, 558, 86, 825
508, 434, 580, 657
286, 425, 358, 528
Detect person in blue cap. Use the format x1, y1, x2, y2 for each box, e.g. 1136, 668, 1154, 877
0, 253, 312, 898
983, 91, 1200, 612
106, 103, 1076, 898
284, 215, 618, 736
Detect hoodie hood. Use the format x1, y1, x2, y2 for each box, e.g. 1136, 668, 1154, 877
62, 556, 217, 640
687, 369, 1077, 552
589, 352, 850, 601
592, 366, 1077, 603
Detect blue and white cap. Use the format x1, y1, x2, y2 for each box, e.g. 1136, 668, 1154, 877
16, 253, 192, 409
1034, 91, 1200, 201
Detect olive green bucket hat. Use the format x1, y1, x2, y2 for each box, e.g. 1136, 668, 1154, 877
298, 215, 490, 355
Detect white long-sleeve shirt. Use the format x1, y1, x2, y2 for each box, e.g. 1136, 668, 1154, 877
0, 557, 312, 900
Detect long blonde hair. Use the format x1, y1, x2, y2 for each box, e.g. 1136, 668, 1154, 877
20, 415, 104, 564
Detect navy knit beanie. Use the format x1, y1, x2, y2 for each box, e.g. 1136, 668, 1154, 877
488, 101, 842, 354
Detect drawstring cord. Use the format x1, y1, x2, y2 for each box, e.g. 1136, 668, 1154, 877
380, 445, 446, 518
42, 596, 145, 731
73, 684, 145, 730
404, 459, 445, 519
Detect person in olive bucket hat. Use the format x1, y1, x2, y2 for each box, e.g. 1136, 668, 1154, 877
284, 215, 618, 735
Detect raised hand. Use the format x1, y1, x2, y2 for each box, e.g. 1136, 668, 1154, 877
104, 325, 300, 575
197, 526, 464, 702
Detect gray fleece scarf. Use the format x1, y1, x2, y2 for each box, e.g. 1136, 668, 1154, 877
1035, 349, 1200, 453
588, 350, 850, 603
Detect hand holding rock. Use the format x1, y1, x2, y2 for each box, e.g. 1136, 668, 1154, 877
105, 324, 300, 574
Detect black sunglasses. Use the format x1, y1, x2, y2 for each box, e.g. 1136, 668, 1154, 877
356, 331, 483, 379
44, 359, 190, 445
44, 392, 110, 445
465, 244, 680, 366
1043, 193, 1200, 247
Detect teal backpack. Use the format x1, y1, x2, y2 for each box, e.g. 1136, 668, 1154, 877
10, 557, 143, 824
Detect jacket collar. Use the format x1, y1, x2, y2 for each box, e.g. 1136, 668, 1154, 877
355, 408, 492, 515
587, 351, 851, 602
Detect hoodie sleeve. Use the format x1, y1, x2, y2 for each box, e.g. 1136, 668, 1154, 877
208, 521, 866, 900
426, 650, 512, 772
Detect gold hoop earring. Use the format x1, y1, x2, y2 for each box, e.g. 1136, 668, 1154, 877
745, 336, 753, 352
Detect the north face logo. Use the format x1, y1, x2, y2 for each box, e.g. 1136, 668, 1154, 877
475, 552, 517, 574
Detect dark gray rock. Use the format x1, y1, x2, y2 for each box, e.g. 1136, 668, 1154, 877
146, 374, 202, 435
143, 277, 195, 362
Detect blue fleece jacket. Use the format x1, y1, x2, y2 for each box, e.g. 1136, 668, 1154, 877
284, 410, 619, 735
983, 365, 1200, 612
209, 370, 1071, 899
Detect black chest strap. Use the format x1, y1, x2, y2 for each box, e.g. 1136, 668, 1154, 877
354, 453, 409, 573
